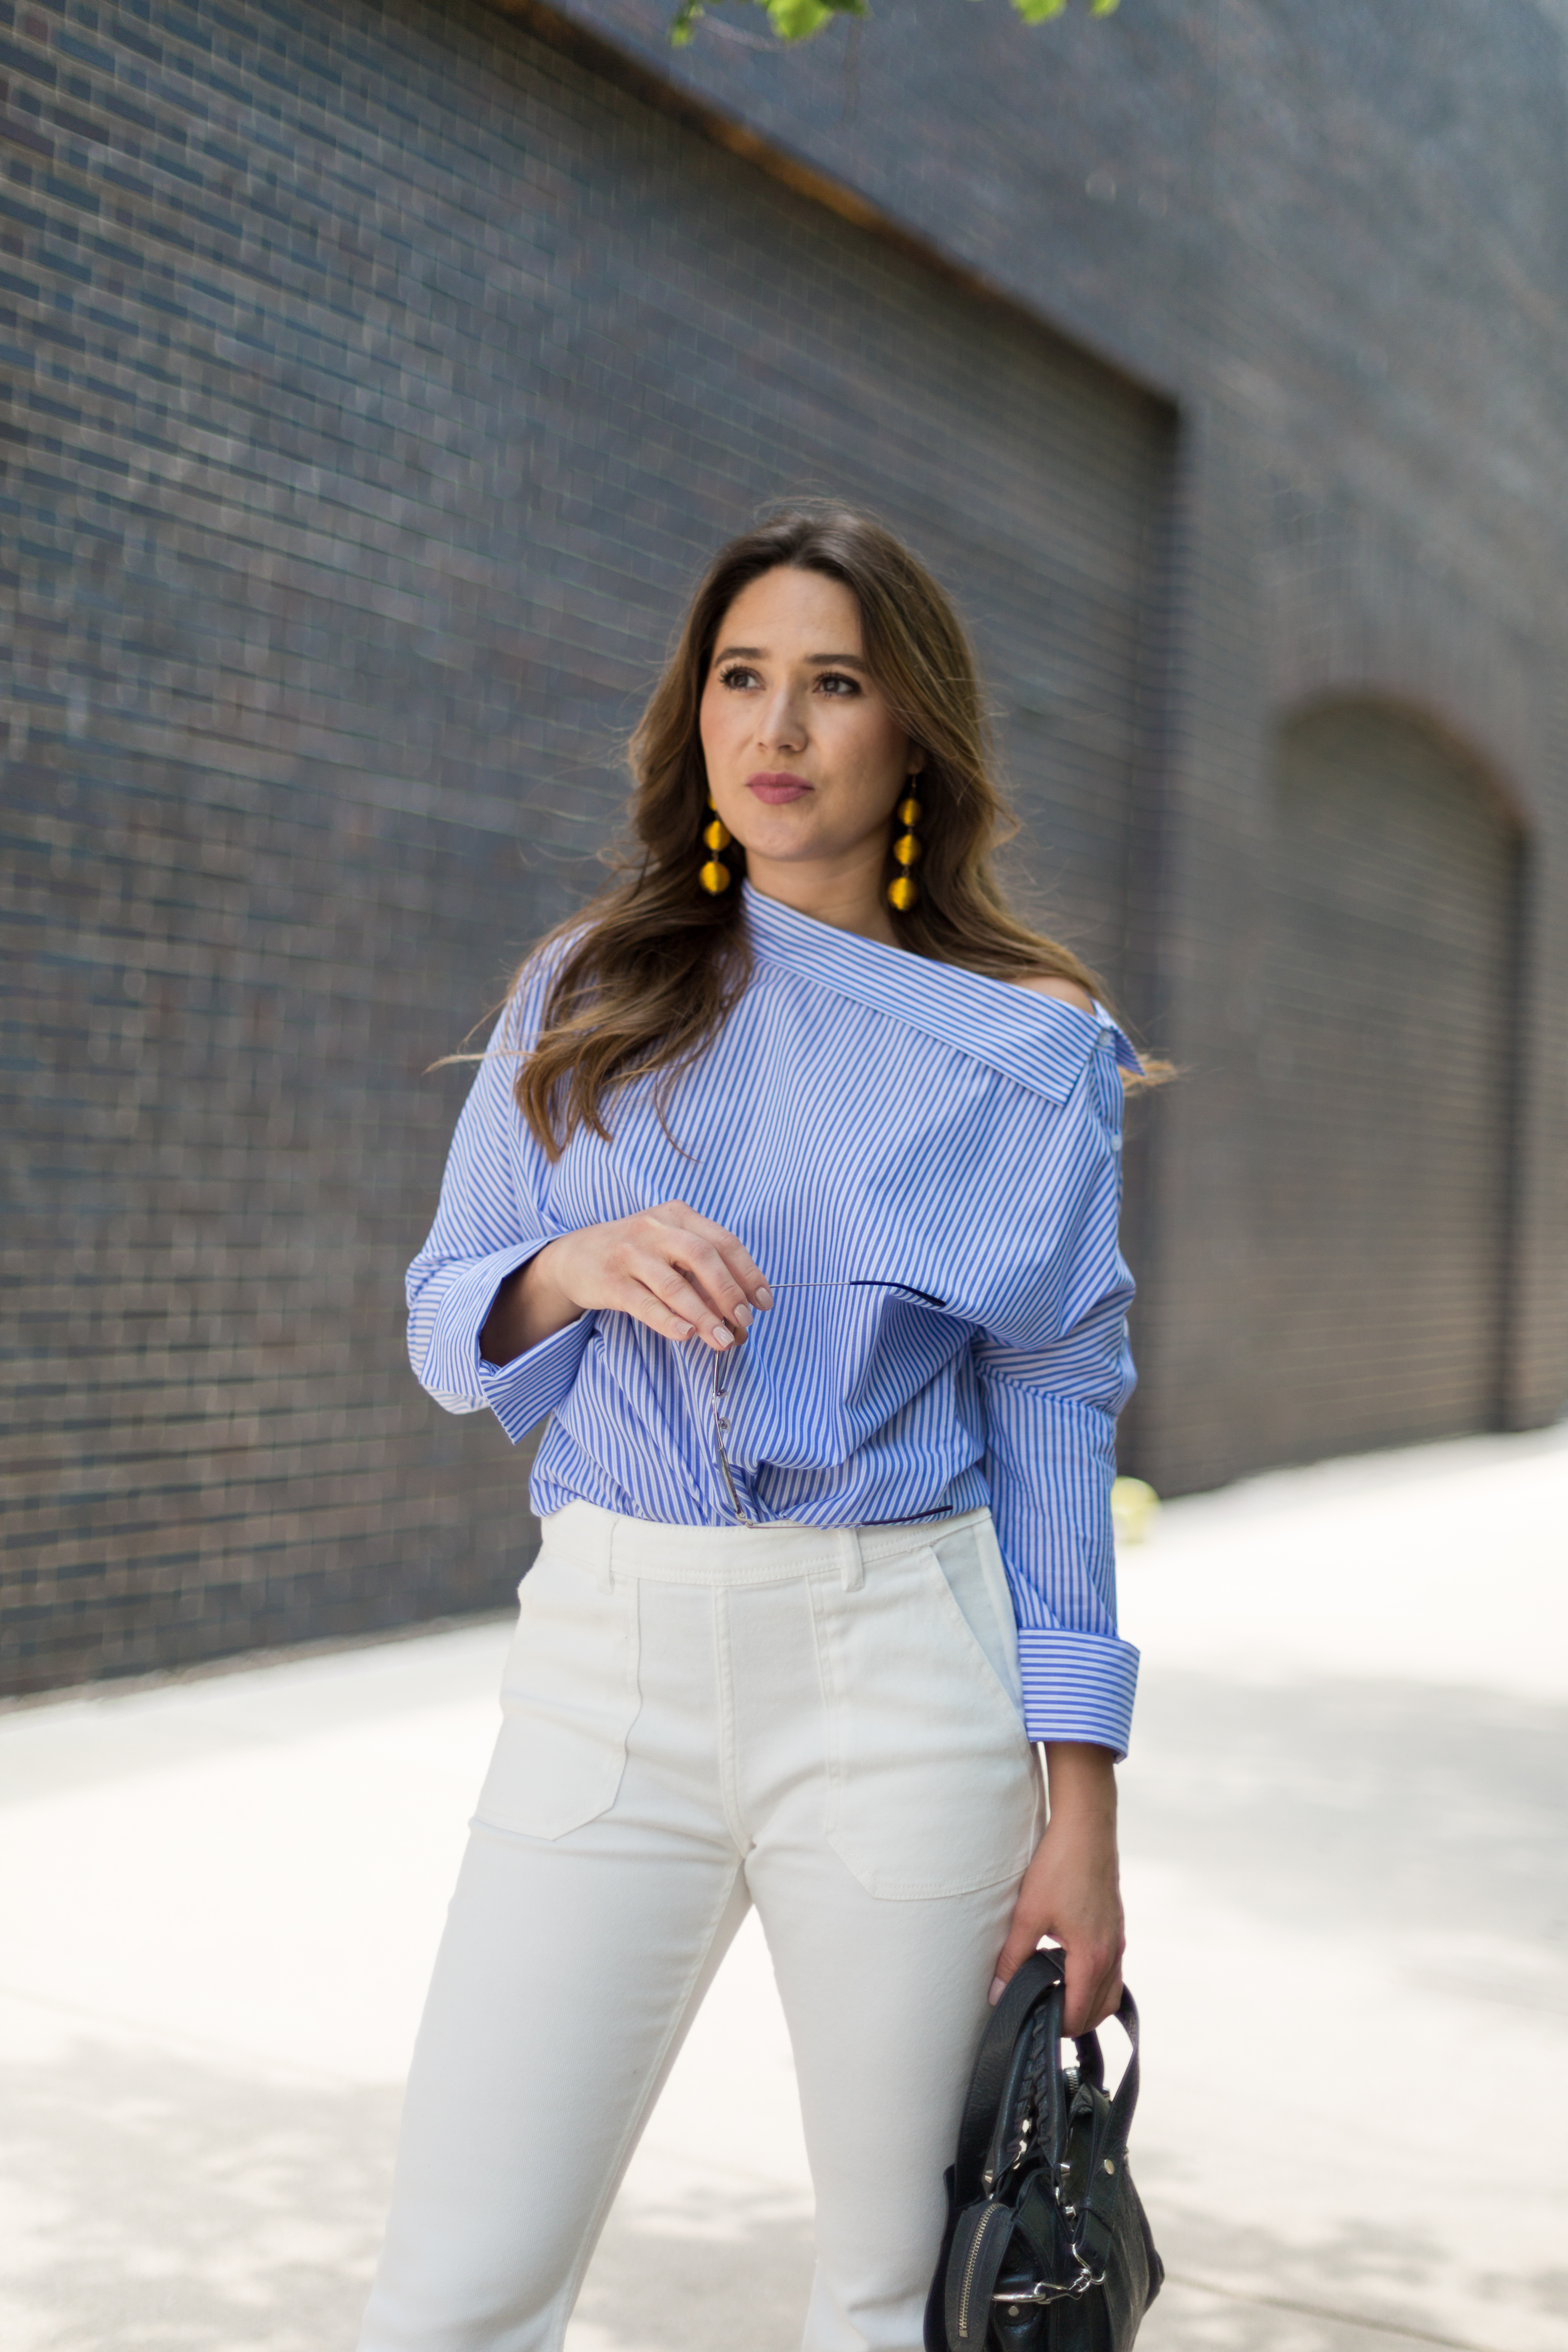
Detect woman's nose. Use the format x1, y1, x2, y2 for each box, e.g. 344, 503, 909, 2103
758, 688, 806, 753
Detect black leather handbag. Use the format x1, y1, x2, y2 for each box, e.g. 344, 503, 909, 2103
925, 1950, 1163, 2352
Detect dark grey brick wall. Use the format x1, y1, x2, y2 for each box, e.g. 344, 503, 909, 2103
1251, 704, 1521, 1463
1, 0, 1170, 1694
5, 0, 1568, 1692
533, 0, 1568, 1493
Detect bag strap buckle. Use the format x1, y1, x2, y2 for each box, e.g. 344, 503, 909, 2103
991, 2258, 1104, 2310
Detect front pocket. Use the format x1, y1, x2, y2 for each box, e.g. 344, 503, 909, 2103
473, 1545, 641, 1841
809, 1519, 1041, 1900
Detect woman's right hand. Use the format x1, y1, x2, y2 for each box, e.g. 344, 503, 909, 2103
479, 1202, 772, 1367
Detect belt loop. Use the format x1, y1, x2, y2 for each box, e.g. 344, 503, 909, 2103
600, 1512, 620, 1595
839, 1530, 864, 1593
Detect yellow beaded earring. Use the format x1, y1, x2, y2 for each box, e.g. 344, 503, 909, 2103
698, 800, 732, 894
886, 777, 924, 913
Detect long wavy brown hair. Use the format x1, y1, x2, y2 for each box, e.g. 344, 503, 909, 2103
511, 504, 1151, 1157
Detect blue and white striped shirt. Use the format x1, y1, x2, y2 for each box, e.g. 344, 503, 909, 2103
408, 884, 1143, 1754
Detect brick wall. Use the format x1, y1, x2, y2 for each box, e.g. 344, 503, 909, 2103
1, 0, 1170, 1692
5, 0, 1567, 1691
1251, 704, 1522, 1463
534, 0, 1568, 1493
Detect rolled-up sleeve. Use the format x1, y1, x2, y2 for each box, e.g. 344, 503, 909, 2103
405, 970, 590, 1444
974, 1036, 1141, 1756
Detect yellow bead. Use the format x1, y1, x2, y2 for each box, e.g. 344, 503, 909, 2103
703, 816, 731, 852
893, 832, 923, 866
698, 858, 732, 894
887, 873, 919, 912
897, 797, 922, 828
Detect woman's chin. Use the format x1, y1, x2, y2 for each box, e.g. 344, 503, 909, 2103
730, 830, 825, 871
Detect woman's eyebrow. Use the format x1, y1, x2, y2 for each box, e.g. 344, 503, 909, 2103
711, 646, 868, 669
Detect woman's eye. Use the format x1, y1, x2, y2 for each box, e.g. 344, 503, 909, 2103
815, 671, 860, 697
717, 664, 758, 690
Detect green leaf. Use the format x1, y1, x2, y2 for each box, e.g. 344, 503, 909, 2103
765, 0, 864, 36
669, 0, 1112, 48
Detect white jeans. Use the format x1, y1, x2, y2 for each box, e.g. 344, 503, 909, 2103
358, 1501, 1043, 2352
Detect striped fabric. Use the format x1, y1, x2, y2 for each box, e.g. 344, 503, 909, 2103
408, 884, 1143, 1754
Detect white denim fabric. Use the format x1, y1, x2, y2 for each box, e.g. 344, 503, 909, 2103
358, 1500, 1043, 2352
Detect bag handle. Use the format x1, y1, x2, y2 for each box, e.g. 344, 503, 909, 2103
1061, 1986, 1143, 2284
953, 1950, 1062, 2200
953, 1953, 1143, 2204
1106, 1984, 1141, 2155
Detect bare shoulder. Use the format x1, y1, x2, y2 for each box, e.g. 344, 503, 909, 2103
1013, 973, 1096, 1015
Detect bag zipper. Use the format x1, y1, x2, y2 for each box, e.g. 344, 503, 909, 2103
957, 2203, 1009, 2342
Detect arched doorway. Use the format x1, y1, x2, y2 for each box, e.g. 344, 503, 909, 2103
1253, 703, 1522, 1464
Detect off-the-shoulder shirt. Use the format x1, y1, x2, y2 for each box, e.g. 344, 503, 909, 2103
407, 883, 1143, 1754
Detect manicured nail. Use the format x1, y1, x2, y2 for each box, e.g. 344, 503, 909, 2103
988, 1976, 1006, 2006
733, 1301, 753, 1329
755, 1285, 774, 1311
673, 1322, 694, 1340
712, 1324, 733, 1348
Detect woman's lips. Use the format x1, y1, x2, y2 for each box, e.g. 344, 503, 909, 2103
747, 772, 813, 804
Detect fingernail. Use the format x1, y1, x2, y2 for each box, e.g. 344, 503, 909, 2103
712, 1324, 733, 1348
674, 1322, 694, 1340
988, 1976, 1006, 2006
733, 1301, 753, 1329
755, 1285, 774, 1311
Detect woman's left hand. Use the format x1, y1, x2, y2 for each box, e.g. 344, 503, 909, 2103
990, 1740, 1125, 2036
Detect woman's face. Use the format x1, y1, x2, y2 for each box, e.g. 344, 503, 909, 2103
697, 566, 922, 886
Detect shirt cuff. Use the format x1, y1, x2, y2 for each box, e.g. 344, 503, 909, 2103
1015, 1628, 1140, 1758
477, 1314, 593, 1444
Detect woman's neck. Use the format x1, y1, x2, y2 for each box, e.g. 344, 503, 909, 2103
744, 850, 900, 950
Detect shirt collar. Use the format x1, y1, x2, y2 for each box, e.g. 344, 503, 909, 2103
741, 882, 1141, 1104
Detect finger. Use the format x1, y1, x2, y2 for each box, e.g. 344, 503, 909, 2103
1062, 1946, 1122, 2036
661, 1235, 761, 1341
631, 1215, 749, 1334
1095, 1962, 1125, 2034
612, 1279, 698, 1347
626, 1259, 729, 1348
654, 1205, 771, 1308
988, 1919, 1044, 2005
1070, 1972, 1122, 2037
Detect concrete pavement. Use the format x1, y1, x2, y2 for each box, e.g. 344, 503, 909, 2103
0, 1422, 1564, 2352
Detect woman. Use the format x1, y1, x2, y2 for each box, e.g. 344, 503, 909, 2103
360, 506, 1148, 2352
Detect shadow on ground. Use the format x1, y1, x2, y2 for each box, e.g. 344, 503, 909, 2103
569, 2198, 815, 2352
1144, 2201, 1568, 2352
0, 2032, 396, 2351
1122, 1670, 1568, 2352
1126, 1674, 1568, 1975
3, 1666, 1563, 2351
5, 2026, 1561, 2352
